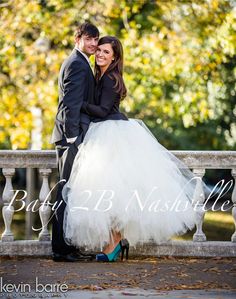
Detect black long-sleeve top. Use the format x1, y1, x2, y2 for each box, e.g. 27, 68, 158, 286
81, 73, 128, 122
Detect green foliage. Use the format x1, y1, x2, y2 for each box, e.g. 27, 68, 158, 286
0, 0, 235, 149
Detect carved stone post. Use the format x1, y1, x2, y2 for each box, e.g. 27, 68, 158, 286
38, 168, 52, 241
192, 168, 206, 242
1, 168, 15, 241
231, 169, 236, 242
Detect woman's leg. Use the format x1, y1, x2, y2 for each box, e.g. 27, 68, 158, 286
103, 230, 122, 254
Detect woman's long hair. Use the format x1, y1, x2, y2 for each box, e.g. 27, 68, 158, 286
95, 36, 127, 100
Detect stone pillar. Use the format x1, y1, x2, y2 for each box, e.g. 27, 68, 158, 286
25, 168, 36, 239
1, 168, 15, 241
192, 168, 206, 242
231, 169, 236, 242
38, 168, 52, 241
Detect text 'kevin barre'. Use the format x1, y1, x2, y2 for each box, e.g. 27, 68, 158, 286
0, 277, 68, 294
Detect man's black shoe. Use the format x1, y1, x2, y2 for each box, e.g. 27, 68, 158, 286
52, 252, 92, 262
74, 249, 96, 260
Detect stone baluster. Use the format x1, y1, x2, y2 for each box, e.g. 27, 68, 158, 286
1, 168, 15, 241
38, 168, 52, 241
231, 169, 236, 242
192, 168, 206, 242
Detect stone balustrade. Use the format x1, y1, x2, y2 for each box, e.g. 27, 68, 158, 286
0, 150, 236, 257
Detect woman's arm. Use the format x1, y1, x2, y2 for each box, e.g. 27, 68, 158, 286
82, 75, 117, 118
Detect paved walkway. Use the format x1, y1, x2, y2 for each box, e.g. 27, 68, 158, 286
0, 256, 235, 298
67, 289, 236, 298
1, 289, 235, 298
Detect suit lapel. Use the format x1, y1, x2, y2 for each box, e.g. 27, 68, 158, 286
71, 49, 96, 104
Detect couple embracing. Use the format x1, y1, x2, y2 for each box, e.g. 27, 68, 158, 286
51, 22, 200, 262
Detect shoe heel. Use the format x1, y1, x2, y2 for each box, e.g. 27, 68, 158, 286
120, 239, 130, 261
121, 247, 125, 261
126, 246, 129, 260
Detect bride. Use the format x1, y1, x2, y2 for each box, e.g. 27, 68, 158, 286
62, 36, 205, 262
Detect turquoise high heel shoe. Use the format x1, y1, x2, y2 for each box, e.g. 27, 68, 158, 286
96, 239, 129, 262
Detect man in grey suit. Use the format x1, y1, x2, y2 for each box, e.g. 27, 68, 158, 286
51, 22, 99, 262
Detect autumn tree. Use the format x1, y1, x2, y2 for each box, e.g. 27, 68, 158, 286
0, 0, 235, 150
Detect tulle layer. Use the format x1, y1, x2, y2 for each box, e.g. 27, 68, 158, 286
62, 119, 202, 250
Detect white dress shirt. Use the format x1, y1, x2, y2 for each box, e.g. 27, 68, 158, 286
74, 46, 91, 66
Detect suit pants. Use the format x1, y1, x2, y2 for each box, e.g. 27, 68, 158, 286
51, 123, 89, 254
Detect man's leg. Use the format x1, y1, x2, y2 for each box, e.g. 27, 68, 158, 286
51, 124, 93, 261
52, 143, 78, 255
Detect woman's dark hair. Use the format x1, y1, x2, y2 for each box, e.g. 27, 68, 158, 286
75, 22, 99, 39
95, 36, 127, 100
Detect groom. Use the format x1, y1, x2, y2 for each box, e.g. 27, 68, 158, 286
51, 22, 99, 262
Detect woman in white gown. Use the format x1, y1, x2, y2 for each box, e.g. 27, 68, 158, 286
62, 36, 205, 262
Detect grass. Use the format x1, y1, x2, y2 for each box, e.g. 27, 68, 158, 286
174, 210, 235, 241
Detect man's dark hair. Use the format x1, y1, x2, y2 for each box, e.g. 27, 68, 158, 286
75, 22, 99, 39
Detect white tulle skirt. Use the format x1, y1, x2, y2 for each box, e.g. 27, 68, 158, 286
62, 119, 203, 250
